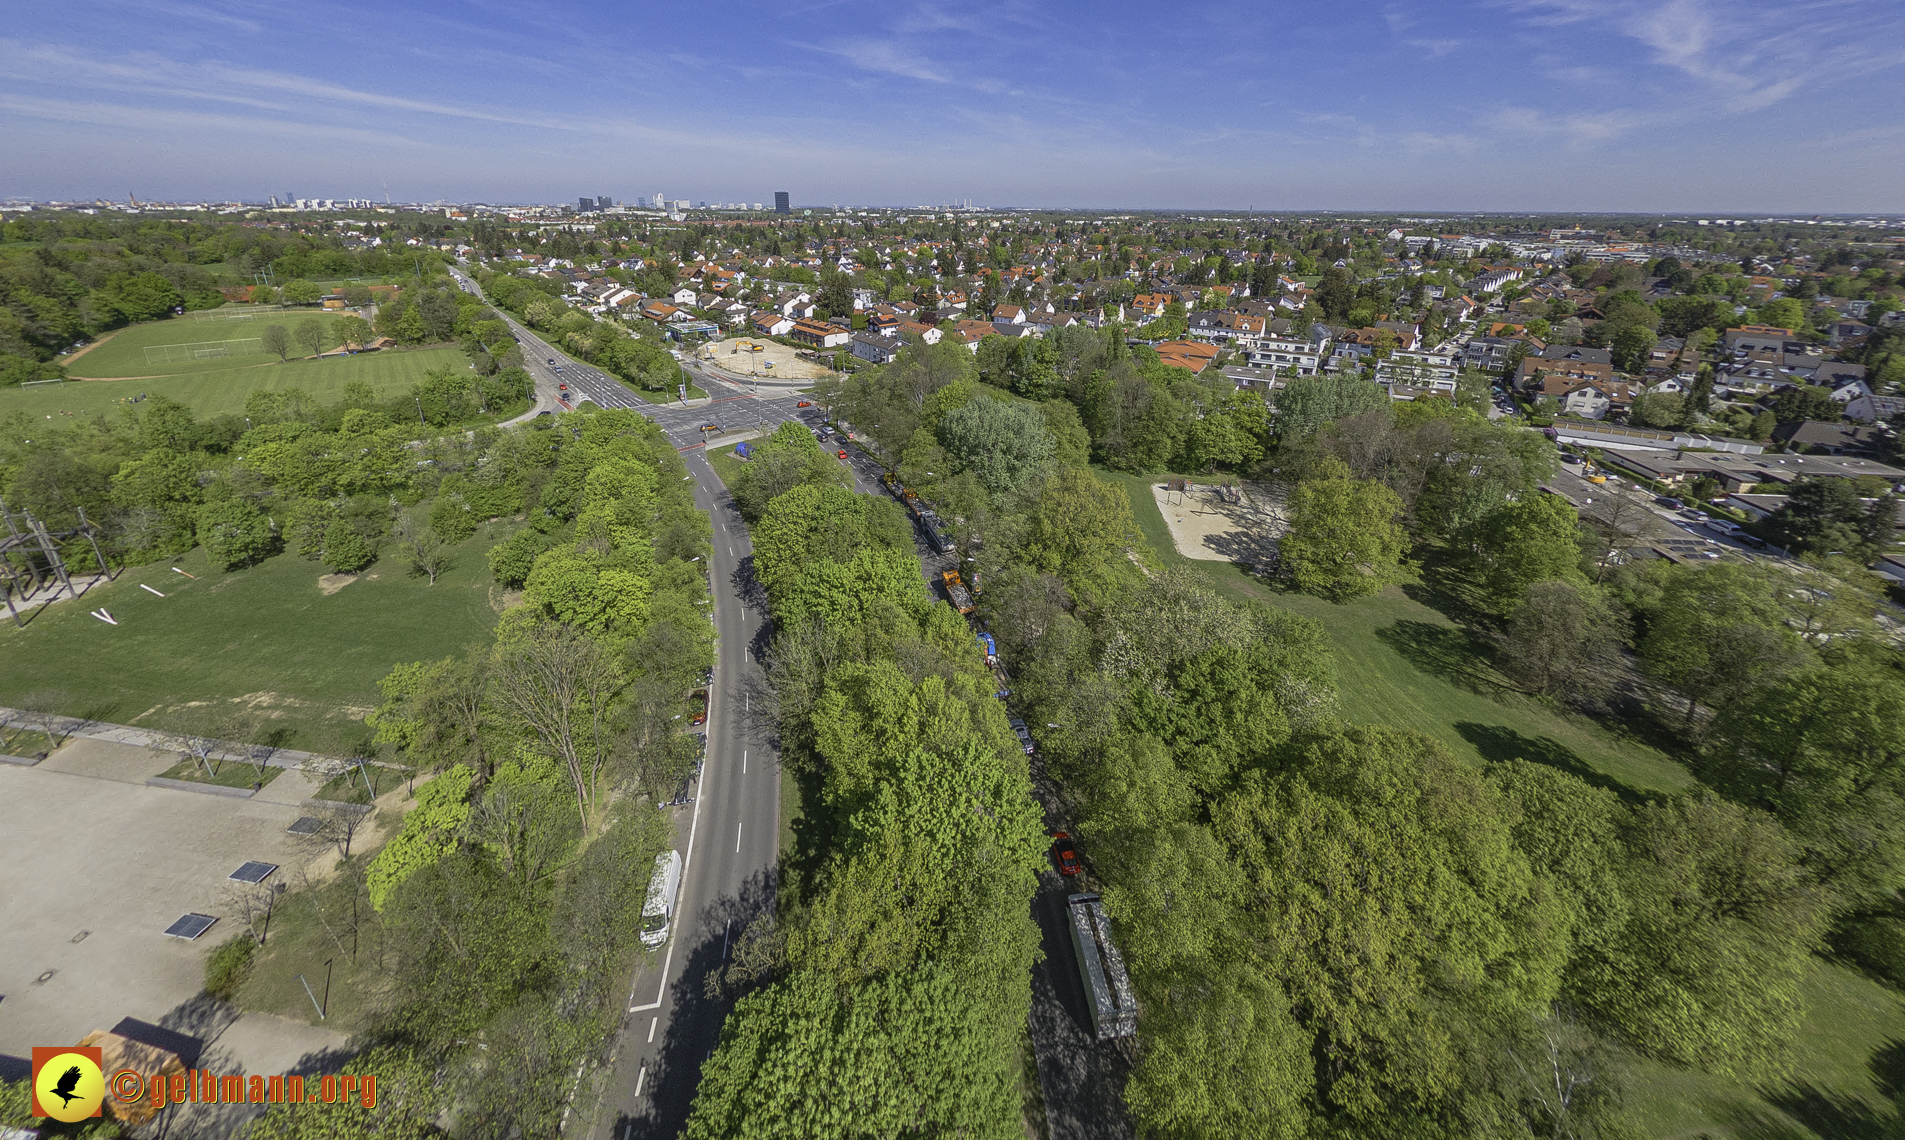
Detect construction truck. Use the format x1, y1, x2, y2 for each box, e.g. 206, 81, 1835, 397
1067, 893, 1138, 1040
941, 570, 974, 614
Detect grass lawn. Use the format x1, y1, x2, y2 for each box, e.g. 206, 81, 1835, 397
238, 867, 390, 1034
156, 755, 284, 790
0, 729, 59, 758
5, 346, 470, 421
66, 311, 367, 379
1098, 468, 1694, 796
0, 525, 516, 751
705, 442, 746, 488
1622, 958, 1905, 1140
311, 763, 403, 804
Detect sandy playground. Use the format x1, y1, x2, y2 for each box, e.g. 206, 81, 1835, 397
701, 337, 835, 381
1152, 480, 1289, 569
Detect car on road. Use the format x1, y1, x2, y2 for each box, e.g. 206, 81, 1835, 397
689, 689, 709, 727
640, 850, 684, 948
1009, 716, 1035, 754
1704, 519, 1744, 537
1559, 453, 1583, 465
836, 449, 848, 459
1739, 534, 1769, 549
1049, 832, 1080, 877
797, 400, 812, 407
701, 422, 721, 432
1655, 496, 1683, 508
547, 358, 555, 365
1679, 508, 1710, 522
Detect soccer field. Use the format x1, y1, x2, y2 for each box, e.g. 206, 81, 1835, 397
67, 310, 366, 379
0, 347, 471, 420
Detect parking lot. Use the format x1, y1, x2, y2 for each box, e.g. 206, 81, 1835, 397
0, 739, 344, 1125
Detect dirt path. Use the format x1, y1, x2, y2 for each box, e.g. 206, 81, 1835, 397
57, 328, 119, 366
71, 359, 285, 382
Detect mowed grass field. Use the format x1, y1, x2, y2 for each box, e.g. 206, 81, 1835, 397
5, 346, 469, 421
1097, 468, 1693, 795
1104, 467, 1905, 1139
0, 527, 516, 751
68, 310, 361, 379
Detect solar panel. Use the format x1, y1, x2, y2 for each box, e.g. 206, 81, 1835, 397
162, 914, 217, 940
229, 861, 278, 884
286, 817, 323, 835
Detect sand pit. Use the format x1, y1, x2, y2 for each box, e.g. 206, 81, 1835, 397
1152, 480, 1289, 568
702, 337, 836, 380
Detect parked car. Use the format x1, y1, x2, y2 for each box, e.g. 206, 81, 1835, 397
1704, 519, 1743, 537
797, 400, 813, 407
1008, 716, 1034, 755
1739, 534, 1769, 549
1655, 496, 1683, 508
689, 689, 709, 726
1049, 832, 1080, 877
1679, 508, 1710, 522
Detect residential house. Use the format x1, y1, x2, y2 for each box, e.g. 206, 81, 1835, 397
1516, 345, 1614, 393
1540, 376, 1635, 420
1462, 335, 1522, 372
790, 318, 851, 349
896, 320, 943, 345
867, 311, 902, 337
1244, 323, 1328, 375
751, 311, 795, 337
670, 286, 698, 306
850, 332, 904, 364
1187, 311, 1266, 343
951, 320, 999, 353
992, 303, 1025, 325
1152, 340, 1220, 374
641, 301, 684, 323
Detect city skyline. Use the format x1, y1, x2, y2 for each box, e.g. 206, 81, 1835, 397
1, 0, 1902, 212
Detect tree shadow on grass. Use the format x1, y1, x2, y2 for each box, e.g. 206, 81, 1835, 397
1374, 619, 1508, 695
1740, 1079, 1900, 1140
1455, 721, 1649, 805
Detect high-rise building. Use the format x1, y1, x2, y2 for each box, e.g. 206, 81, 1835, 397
579, 197, 592, 212
597, 196, 612, 211
774, 191, 790, 215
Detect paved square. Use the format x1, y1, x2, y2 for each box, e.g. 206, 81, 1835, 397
0, 740, 342, 1078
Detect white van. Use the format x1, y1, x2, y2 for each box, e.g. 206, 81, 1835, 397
640, 850, 684, 948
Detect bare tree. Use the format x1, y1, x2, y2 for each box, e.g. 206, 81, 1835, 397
220, 880, 283, 945
489, 623, 622, 831
16, 688, 71, 749
167, 711, 238, 778
394, 512, 450, 584
261, 324, 290, 363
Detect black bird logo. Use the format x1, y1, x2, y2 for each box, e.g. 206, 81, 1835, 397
51, 1065, 83, 1108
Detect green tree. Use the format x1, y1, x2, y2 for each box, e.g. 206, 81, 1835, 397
333, 314, 373, 349
1274, 373, 1388, 439
196, 498, 274, 570
1211, 725, 1570, 1122
1610, 324, 1657, 373
1575, 794, 1825, 1077
321, 520, 375, 573
1280, 458, 1409, 602
280, 278, 322, 305
1711, 665, 1905, 908
261, 323, 291, 362
1760, 476, 1894, 560
1018, 466, 1145, 608
1472, 492, 1584, 611
935, 396, 1056, 504
295, 316, 330, 359
1638, 562, 1806, 732
1498, 580, 1629, 698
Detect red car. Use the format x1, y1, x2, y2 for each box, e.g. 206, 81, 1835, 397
836, 449, 848, 460
797, 400, 813, 407
689, 689, 709, 727
1049, 831, 1080, 876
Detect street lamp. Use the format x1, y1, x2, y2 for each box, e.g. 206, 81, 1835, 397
414, 396, 425, 425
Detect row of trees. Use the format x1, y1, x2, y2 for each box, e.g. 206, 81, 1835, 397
685, 423, 1047, 1135
1, 372, 531, 575
237, 408, 715, 1138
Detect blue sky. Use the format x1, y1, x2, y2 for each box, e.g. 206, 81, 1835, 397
3, 0, 1902, 212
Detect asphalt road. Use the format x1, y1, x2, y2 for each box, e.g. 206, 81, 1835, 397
449, 265, 1126, 1134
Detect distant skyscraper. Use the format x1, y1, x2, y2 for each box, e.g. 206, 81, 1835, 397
774, 191, 790, 215
597, 196, 611, 210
